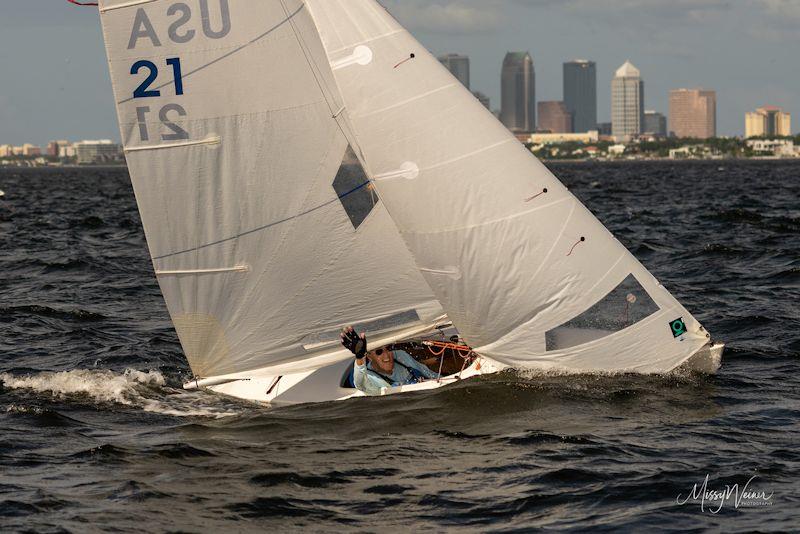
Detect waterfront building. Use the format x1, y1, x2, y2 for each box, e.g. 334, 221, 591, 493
0, 145, 12, 157
643, 111, 667, 137
746, 106, 792, 138
438, 54, 470, 90
563, 60, 597, 133
611, 61, 644, 138
47, 140, 71, 158
22, 144, 41, 157
501, 51, 536, 133
597, 122, 612, 136
747, 139, 797, 157
527, 131, 600, 145
75, 140, 122, 164
538, 101, 573, 133
59, 145, 77, 158
669, 89, 716, 139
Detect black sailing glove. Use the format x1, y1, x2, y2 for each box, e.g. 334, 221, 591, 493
341, 327, 367, 360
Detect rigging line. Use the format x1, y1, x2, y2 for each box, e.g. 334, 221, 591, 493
117, 5, 304, 105
151, 181, 371, 261
278, 0, 374, 179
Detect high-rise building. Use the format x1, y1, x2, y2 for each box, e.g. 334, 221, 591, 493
473, 91, 490, 110
47, 140, 71, 158
746, 106, 792, 138
22, 144, 41, 157
438, 54, 470, 90
501, 51, 536, 133
538, 101, 573, 133
643, 111, 668, 137
669, 89, 716, 139
563, 60, 597, 133
611, 60, 644, 138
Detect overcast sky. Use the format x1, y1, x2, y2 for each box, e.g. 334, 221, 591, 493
0, 0, 796, 145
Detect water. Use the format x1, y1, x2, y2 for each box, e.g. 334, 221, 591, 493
1, 161, 798, 532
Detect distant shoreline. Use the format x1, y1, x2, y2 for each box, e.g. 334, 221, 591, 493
1, 158, 799, 173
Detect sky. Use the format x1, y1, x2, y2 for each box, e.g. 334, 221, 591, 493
0, 0, 797, 145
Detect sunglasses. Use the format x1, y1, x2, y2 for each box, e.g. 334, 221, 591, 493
374, 348, 385, 356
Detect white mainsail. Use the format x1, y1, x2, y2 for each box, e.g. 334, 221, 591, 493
304, 0, 712, 373
97, 0, 444, 378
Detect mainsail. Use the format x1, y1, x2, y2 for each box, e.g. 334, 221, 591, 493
304, 0, 711, 372
97, 0, 443, 378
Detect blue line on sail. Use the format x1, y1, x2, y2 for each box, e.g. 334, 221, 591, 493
151, 181, 372, 261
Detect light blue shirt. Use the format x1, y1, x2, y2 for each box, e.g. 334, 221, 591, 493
353, 349, 439, 396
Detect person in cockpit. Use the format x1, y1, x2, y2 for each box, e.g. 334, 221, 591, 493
340, 326, 439, 396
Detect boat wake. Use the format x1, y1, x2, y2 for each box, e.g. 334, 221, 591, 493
0, 369, 244, 419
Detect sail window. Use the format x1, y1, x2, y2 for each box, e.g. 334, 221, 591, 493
545, 274, 660, 351
332, 146, 378, 230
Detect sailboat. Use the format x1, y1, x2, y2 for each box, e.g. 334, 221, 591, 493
95, 0, 723, 405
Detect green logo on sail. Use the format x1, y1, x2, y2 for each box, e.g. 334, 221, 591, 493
670, 318, 688, 338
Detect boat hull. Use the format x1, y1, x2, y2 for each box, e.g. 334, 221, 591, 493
192, 342, 725, 406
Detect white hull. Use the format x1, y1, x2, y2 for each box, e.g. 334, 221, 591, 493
187, 342, 725, 406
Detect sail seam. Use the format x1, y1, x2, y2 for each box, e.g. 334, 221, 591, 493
100, 0, 157, 13
424, 139, 516, 173
327, 30, 405, 56
119, 101, 329, 128
155, 266, 250, 276
399, 197, 572, 236
125, 136, 220, 152
354, 83, 458, 118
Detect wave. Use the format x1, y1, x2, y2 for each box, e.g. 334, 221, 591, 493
2, 304, 106, 322
0, 369, 240, 419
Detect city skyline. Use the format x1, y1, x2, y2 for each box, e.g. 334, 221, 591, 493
0, 1, 797, 143
669, 89, 717, 139
612, 61, 644, 138
563, 60, 597, 133
500, 51, 537, 133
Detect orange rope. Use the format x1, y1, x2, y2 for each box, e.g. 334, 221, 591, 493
423, 340, 472, 352
427, 346, 447, 357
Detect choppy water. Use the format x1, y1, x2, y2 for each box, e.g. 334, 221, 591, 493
1, 161, 798, 532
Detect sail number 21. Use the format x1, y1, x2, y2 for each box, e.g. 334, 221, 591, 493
132, 57, 189, 142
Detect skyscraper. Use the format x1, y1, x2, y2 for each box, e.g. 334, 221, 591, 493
501, 52, 536, 133
643, 111, 667, 137
669, 89, 717, 139
438, 54, 470, 90
473, 91, 491, 110
611, 61, 644, 138
563, 60, 597, 133
538, 101, 572, 133
746, 106, 792, 137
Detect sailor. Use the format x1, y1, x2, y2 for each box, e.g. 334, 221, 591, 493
340, 326, 440, 396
